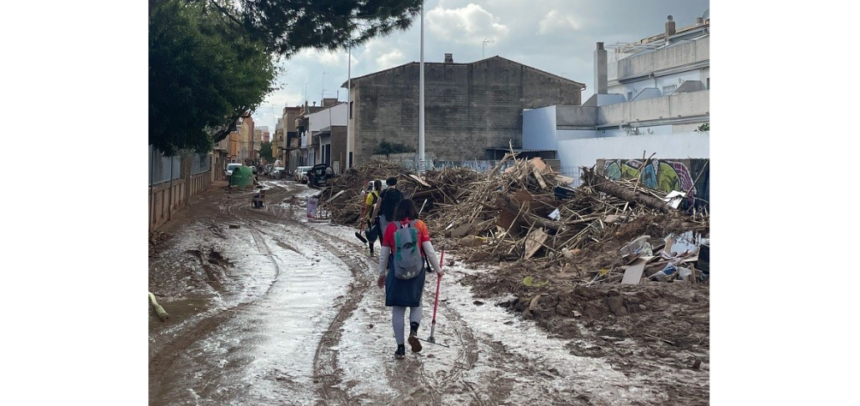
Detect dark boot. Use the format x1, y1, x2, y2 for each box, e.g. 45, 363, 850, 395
395, 344, 406, 359
408, 322, 422, 353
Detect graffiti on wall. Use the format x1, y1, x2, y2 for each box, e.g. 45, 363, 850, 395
603, 159, 699, 207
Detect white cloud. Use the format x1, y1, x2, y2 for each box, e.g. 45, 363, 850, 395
427, 4, 509, 45
375, 49, 407, 70
537, 10, 582, 35
254, 0, 710, 117
293, 48, 351, 67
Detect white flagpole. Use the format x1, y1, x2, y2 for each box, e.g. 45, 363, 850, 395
418, 1, 426, 173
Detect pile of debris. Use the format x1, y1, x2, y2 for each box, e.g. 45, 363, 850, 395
326, 154, 709, 287
321, 160, 407, 223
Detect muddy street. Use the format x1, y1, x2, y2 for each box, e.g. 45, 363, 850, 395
149, 180, 705, 406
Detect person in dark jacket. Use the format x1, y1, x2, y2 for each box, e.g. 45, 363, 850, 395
377, 199, 444, 359
371, 177, 402, 237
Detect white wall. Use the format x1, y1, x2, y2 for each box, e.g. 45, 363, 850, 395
309, 103, 348, 132
522, 106, 557, 150
616, 37, 708, 80
557, 132, 709, 173
609, 69, 705, 101
557, 129, 596, 140
598, 90, 709, 127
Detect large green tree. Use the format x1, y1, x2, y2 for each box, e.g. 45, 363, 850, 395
194, 0, 423, 56
150, 0, 277, 154
149, 0, 422, 154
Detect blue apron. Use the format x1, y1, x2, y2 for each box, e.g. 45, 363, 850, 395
384, 256, 426, 307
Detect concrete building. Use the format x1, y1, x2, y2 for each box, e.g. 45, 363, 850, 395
238, 113, 254, 163
212, 117, 244, 171
281, 106, 302, 172
295, 101, 326, 167
308, 102, 348, 172
522, 13, 710, 185
343, 54, 585, 165
273, 118, 284, 165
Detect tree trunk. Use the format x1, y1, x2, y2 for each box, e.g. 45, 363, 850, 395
582, 167, 671, 213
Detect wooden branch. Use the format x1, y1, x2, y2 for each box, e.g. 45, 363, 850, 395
622, 151, 656, 213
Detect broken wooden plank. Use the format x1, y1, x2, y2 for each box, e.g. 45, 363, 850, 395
604, 214, 624, 224
554, 174, 575, 185
529, 157, 550, 173
524, 228, 548, 259
407, 174, 431, 188
496, 193, 562, 232
621, 258, 648, 285
324, 189, 348, 204
532, 168, 548, 189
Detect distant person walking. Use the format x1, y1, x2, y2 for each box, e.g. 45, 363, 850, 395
371, 177, 403, 238
357, 180, 382, 256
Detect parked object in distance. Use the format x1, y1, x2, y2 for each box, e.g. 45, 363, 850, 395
272, 167, 286, 179
294, 166, 313, 183
307, 163, 333, 187
225, 163, 243, 179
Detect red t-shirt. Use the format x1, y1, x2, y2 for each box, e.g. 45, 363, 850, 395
383, 218, 431, 254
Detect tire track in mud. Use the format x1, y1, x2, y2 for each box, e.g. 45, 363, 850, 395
150, 189, 285, 403
299, 226, 372, 406
270, 192, 440, 405
300, 225, 444, 406
274, 192, 498, 405
188, 184, 507, 405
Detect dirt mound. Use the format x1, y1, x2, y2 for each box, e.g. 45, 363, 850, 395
494, 282, 709, 362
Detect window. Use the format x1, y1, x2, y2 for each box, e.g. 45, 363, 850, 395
627, 91, 633, 101
662, 85, 677, 95
707, 78, 710, 89
349, 101, 353, 119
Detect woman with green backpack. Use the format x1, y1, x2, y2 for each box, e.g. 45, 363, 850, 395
377, 199, 444, 359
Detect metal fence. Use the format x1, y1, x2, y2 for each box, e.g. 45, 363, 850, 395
432, 160, 515, 173
149, 145, 181, 186
380, 157, 516, 174
191, 153, 211, 175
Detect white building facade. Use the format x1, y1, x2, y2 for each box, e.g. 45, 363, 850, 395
523, 13, 710, 185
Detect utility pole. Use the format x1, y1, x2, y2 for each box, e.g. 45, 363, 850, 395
418, 0, 425, 173
321, 71, 327, 101
346, 43, 352, 168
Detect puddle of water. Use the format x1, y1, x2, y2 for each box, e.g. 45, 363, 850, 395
149, 296, 219, 327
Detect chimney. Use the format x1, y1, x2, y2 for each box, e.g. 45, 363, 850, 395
594, 42, 607, 95
665, 15, 676, 38
322, 97, 338, 107
444, 53, 453, 63
312, 101, 316, 106
696, 17, 704, 25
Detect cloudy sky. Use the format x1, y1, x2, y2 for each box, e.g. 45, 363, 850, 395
252, 0, 709, 131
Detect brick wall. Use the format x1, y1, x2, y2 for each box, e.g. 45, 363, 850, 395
352, 57, 583, 163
